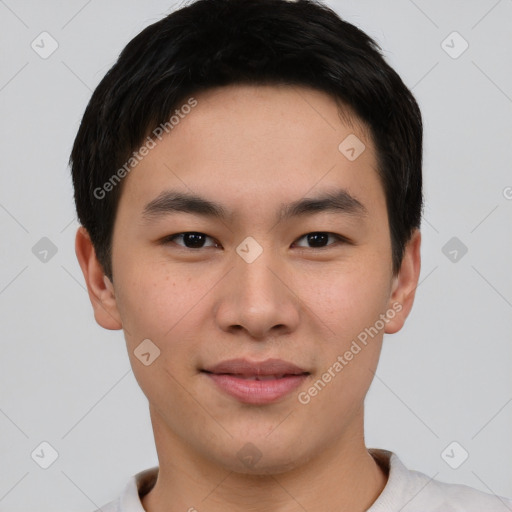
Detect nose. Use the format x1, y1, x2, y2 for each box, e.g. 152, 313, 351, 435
213, 244, 301, 341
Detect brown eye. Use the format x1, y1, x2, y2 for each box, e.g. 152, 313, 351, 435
293, 232, 345, 249
164, 232, 219, 249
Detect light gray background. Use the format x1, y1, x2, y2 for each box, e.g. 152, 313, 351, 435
1, 1, 511, 510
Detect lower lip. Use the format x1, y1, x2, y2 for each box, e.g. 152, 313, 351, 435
204, 373, 308, 404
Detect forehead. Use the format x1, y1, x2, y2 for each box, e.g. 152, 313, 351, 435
116, 84, 382, 223
169, 83, 372, 162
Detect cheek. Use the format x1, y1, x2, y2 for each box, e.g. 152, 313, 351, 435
300, 260, 391, 340
302, 268, 389, 415
115, 266, 204, 397
114, 262, 200, 343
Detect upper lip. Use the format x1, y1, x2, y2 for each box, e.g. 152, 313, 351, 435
202, 358, 309, 376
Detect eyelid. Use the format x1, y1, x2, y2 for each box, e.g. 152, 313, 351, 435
162, 231, 351, 250
292, 232, 350, 249
163, 232, 220, 248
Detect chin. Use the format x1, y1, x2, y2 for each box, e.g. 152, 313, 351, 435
210, 438, 313, 476
231, 456, 304, 476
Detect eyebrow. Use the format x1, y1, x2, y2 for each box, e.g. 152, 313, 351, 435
141, 188, 368, 224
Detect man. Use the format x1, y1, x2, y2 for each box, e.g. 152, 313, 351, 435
71, 0, 512, 510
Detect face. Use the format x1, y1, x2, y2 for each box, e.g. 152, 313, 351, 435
77, 84, 420, 474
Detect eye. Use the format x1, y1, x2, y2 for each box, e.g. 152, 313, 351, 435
292, 232, 347, 249
163, 232, 220, 249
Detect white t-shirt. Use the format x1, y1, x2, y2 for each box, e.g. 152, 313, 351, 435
94, 449, 512, 511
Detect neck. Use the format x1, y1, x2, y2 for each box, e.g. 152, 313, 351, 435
142, 408, 388, 512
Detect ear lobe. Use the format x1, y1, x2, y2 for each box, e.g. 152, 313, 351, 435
74, 226, 123, 330
385, 229, 421, 335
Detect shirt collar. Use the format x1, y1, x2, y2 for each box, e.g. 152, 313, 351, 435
118, 449, 403, 511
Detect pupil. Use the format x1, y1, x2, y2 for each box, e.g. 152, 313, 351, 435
308, 232, 328, 247
185, 232, 205, 248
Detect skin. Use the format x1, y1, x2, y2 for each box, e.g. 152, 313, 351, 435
76, 84, 421, 512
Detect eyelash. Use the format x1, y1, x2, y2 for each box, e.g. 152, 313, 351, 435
161, 231, 350, 250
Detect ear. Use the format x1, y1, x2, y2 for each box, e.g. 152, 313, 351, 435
74, 226, 122, 330
385, 229, 421, 334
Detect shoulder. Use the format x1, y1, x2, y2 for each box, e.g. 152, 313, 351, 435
369, 449, 512, 512
410, 469, 512, 511
90, 466, 158, 512
91, 499, 119, 512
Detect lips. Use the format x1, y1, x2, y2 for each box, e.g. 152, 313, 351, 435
202, 358, 309, 377
231, 374, 289, 381
202, 358, 310, 404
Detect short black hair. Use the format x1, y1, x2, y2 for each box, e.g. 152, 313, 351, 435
70, 0, 423, 282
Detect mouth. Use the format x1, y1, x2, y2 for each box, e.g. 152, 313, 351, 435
204, 373, 302, 381
201, 358, 310, 404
